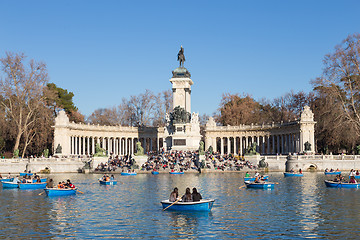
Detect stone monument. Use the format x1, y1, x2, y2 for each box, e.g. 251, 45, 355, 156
163, 46, 202, 151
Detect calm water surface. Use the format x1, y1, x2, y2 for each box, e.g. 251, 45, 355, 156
1, 172, 360, 239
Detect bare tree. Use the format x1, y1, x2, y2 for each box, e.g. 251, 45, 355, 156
0, 52, 48, 155
312, 33, 360, 137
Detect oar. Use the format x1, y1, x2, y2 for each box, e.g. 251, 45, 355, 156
239, 185, 246, 189
163, 198, 181, 211
38, 191, 44, 195
77, 189, 84, 194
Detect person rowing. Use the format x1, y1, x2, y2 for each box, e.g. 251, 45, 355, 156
169, 187, 179, 202
182, 187, 193, 202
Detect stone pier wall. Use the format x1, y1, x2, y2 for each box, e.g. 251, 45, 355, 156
0, 157, 89, 174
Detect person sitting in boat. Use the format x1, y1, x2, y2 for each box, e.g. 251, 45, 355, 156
182, 187, 193, 202
7, 173, 11, 178
169, 187, 179, 202
349, 176, 357, 184
349, 169, 355, 176
36, 177, 41, 183
330, 168, 334, 172
58, 181, 65, 189
12, 176, 20, 183
21, 178, 27, 183
192, 188, 202, 202
254, 171, 259, 177
336, 168, 340, 172
290, 168, 294, 173
324, 168, 329, 172
356, 170, 360, 176
110, 175, 115, 180
47, 179, 54, 188
245, 172, 250, 177
66, 180, 75, 189
254, 176, 261, 183
299, 169, 302, 174
260, 175, 267, 181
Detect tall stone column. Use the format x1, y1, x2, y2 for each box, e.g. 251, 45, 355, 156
125, 138, 128, 155
272, 135, 275, 154
75, 136, 78, 155
227, 137, 230, 154
277, 135, 280, 154
220, 138, 224, 155
267, 136, 270, 154
281, 135, 284, 154
233, 137, 236, 154
239, 137, 243, 155
92, 137, 95, 155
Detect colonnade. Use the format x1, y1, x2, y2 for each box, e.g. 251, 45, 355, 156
69, 136, 163, 156
207, 133, 300, 155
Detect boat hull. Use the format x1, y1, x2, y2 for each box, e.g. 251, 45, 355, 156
245, 181, 275, 189
169, 172, 184, 175
2, 182, 19, 188
18, 182, 47, 189
151, 171, 159, 175
45, 188, 77, 196
1, 178, 14, 182
99, 180, 117, 185
161, 199, 215, 211
32, 178, 47, 183
349, 175, 360, 179
324, 180, 360, 188
244, 175, 268, 181
284, 173, 303, 177
324, 171, 341, 175
20, 173, 33, 176
121, 172, 137, 176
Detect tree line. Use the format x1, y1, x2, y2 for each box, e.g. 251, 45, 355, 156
1, 34, 360, 157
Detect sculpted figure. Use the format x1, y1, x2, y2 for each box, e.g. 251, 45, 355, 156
177, 46, 185, 67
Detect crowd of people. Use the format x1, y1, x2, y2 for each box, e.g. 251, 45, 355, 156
141, 150, 258, 173
94, 155, 134, 172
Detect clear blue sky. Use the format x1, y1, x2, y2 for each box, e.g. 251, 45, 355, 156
1, 1, 359, 117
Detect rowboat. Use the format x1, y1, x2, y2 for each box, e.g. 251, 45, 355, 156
151, 171, 159, 175
32, 178, 47, 183
20, 172, 33, 176
99, 180, 117, 185
1, 182, 19, 188
324, 180, 360, 188
121, 172, 137, 176
324, 171, 341, 175
349, 175, 360, 179
283, 172, 303, 177
169, 171, 184, 175
1, 178, 14, 182
161, 199, 215, 211
244, 175, 268, 181
244, 181, 275, 189
18, 182, 47, 190
44, 188, 77, 196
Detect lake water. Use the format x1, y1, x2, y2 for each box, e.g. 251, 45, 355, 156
1, 172, 360, 239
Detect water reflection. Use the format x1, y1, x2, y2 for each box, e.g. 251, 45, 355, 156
1, 172, 360, 238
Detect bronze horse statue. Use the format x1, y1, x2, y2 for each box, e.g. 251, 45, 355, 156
177, 46, 185, 67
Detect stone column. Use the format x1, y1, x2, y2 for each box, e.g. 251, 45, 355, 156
150, 138, 153, 152
92, 137, 95, 155
233, 137, 236, 155
74, 136, 78, 155
267, 136, 270, 154
262, 136, 265, 154
220, 138, 224, 155
277, 135, 280, 154
131, 138, 134, 155
227, 137, 230, 154
239, 137, 242, 155
125, 138, 128, 155
281, 135, 284, 154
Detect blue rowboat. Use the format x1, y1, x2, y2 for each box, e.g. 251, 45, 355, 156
284, 172, 304, 177
121, 172, 137, 176
18, 182, 47, 190
244, 181, 275, 189
1, 178, 14, 182
2, 182, 19, 188
169, 172, 184, 175
99, 180, 117, 185
152, 171, 159, 175
325, 171, 341, 175
244, 175, 268, 181
324, 180, 360, 188
32, 178, 47, 183
20, 172, 33, 176
44, 188, 77, 196
161, 199, 215, 211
